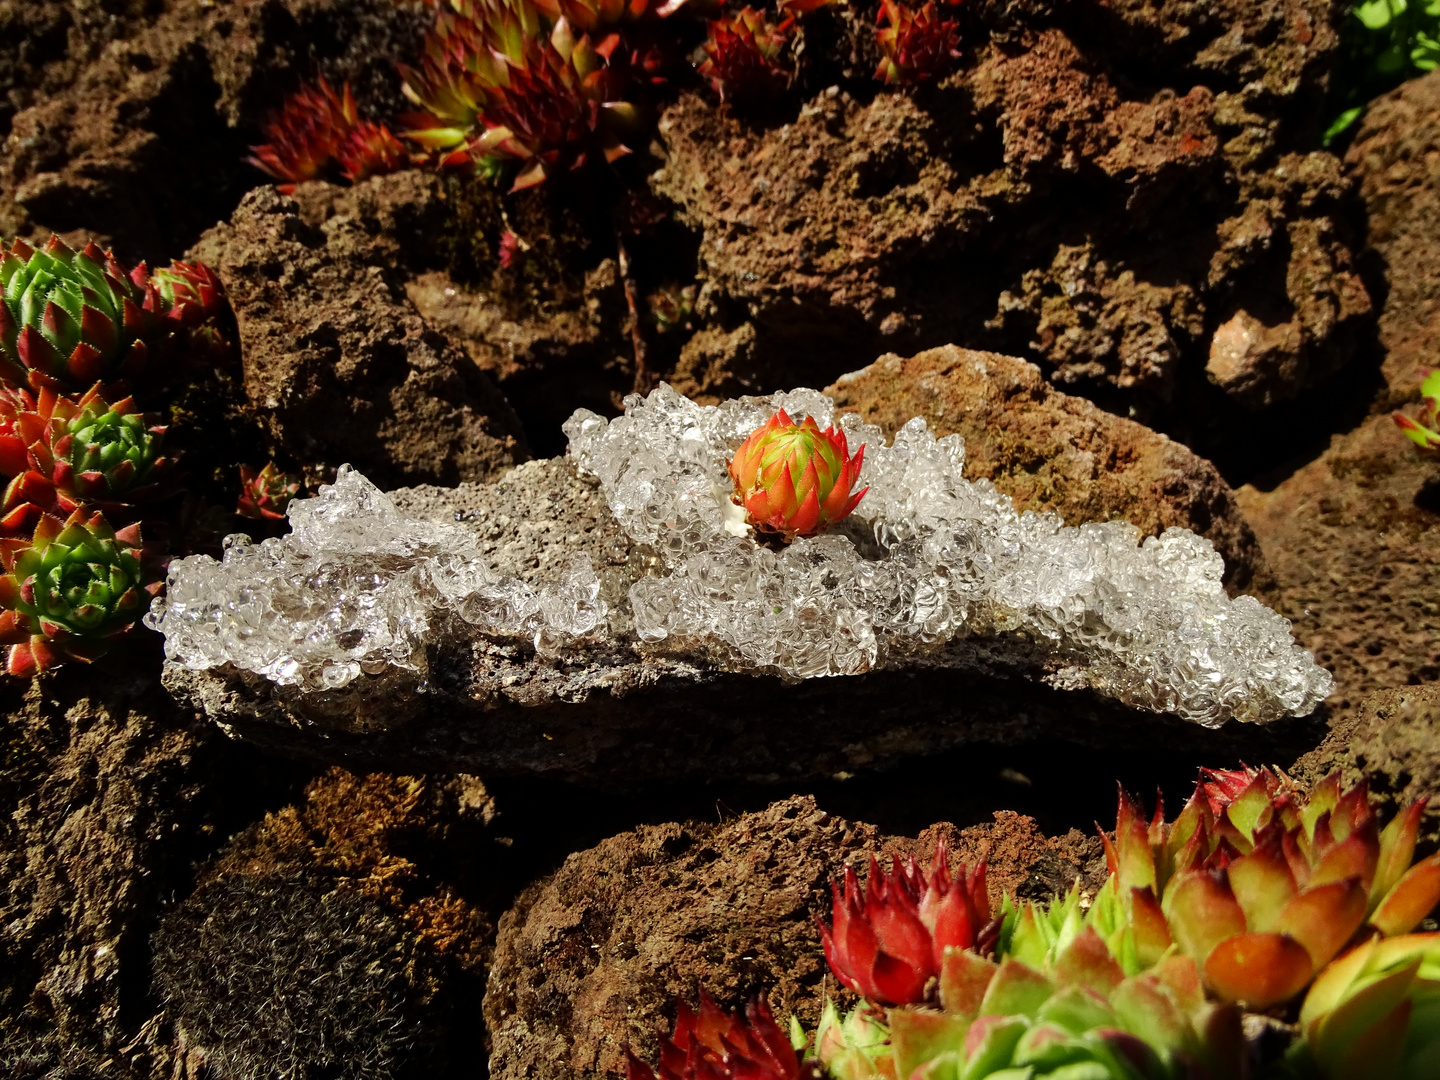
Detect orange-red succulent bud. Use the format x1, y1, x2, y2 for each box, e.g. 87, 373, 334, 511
820, 843, 990, 1007
727, 410, 866, 541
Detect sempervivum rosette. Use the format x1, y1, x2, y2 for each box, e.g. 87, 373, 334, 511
0, 508, 160, 674
0, 382, 170, 519
0, 237, 166, 388
728, 409, 868, 541
236, 463, 302, 521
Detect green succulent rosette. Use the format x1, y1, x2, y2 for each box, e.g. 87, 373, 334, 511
0, 236, 167, 389
48, 387, 169, 506
0, 508, 161, 675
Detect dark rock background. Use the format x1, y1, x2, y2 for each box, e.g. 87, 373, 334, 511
0, 1, 1438, 1078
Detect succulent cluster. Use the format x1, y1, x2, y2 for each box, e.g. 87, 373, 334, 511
727, 409, 867, 541
236, 462, 303, 522
625, 994, 817, 1080
630, 767, 1440, 1080
0, 235, 293, 676
399, 0, 655, 190
245, 0, 969, 195
874, 0, 961, 85
699, 7, 794, 102
248, 78, 408, 192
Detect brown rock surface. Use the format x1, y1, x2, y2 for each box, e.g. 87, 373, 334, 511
651, 1, 1372, 459
187, 183, 528, 488
1291, 685, 1440, 856
150, 768, 499, 1079
0, 660, 297, 1078
0, 0, 427, 259
483, 796, 1104, 1080
1236, 69, 1440, 713
825, 346, 1266, 591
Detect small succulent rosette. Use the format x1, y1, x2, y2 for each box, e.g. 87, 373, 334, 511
0, 507, 161, 674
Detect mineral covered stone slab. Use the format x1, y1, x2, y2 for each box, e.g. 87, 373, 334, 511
154, 387, 1332, 785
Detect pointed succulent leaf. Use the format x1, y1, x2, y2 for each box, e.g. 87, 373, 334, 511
1310, 817, 1380, 894
1163, 870, 1247, 963
960, 1014, 1028, 1077
1050, 926, 1124, 996
1273, 878, 1369, 970
1226, 826, 1298, 933
940, 947, 997, 1021
1372, 801, 1427, 911
1033, 983, 1116, 1035
978, 959, 1052, 1019
1304, 947, 1424, 1068
1369, 853, 1440, 937
889, 1008, 969, 1080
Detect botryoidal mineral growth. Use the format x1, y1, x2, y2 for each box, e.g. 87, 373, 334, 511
148, 386, 1333, 726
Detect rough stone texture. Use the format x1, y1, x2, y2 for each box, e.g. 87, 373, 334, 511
651, 1, 1373, 463
1237, 70, 1440, 714
0, 658, 297, 1080
0, 0, 428, 260
187, 183, 528, 489
1350, 71, 1440, 400
163, 456, 1328, 788
0, 0, 122, 141
1292, 685, 1440, 855
824, 346, 1267, 592
483, 795, 1106, 1080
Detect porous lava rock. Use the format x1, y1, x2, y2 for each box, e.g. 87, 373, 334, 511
825, 346, 1267, 591
483, 795, 1105, 1080
0, 0, 428, 259
0, 660, 295, 1079
652, 0, 1373, 453
187, 183, 528, 489
1237, 69, 1440, 712
1292, 685, 1440, 856
163, 454, 1327, 788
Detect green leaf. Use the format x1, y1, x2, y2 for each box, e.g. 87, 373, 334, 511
1356, 0, 1405, 30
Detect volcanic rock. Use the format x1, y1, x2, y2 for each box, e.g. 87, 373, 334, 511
0, 659, 296, 1078
0, 0, 428, 259
1292, 684, 1440, 855
187, 183, 528, 489
825, 346, 1267, 591
1237, 69, 1440, 712
651, 0, 1372, 455
483, 795, 1105, 1080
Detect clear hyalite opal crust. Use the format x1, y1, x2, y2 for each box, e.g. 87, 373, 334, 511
562, 385, 1331, 727
150, 386, 1331, 726
144, 466, 606, 690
